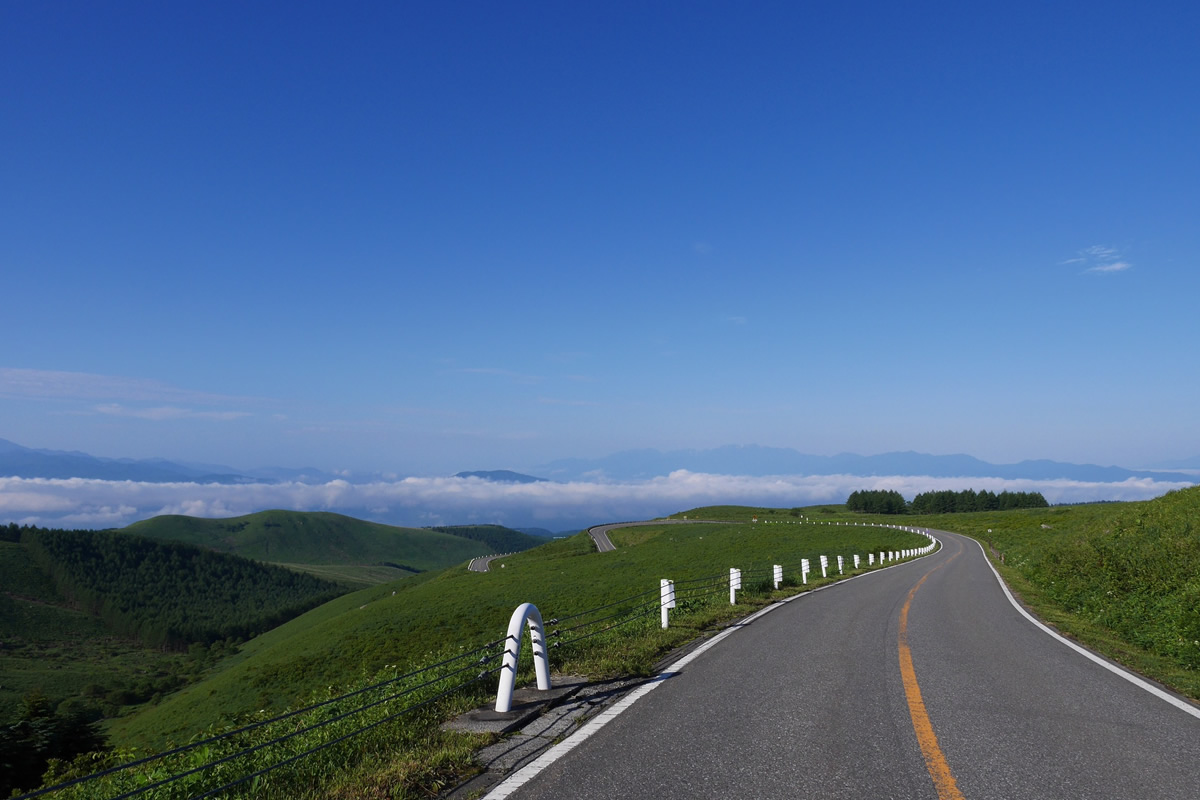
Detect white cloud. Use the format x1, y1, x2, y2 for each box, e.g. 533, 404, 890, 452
1086, 261, 1132, 274
0, 471, 1190, 530
1065, 245, 1133, 275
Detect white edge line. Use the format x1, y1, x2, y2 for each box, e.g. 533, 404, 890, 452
483, 529, 942, 798
966, 535, 1200, 721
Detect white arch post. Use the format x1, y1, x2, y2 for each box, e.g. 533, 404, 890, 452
495, 602, 552, 713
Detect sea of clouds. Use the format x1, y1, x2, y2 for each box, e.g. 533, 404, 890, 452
1, 471, 1193, 531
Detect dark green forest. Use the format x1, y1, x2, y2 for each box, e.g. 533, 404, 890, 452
15, 524, 344, 649
845, 489, 908, 514
909, 489, 1048, 513
846, 489, 1048, 514
3, 523, 347, 795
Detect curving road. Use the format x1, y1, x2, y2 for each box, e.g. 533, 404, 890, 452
469, 554, 504, 572
485, 529, 1200, 799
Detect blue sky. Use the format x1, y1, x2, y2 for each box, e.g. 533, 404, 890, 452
4, 1, 1199, 479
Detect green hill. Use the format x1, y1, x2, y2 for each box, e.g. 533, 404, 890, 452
427, 524, 546, 553
121, 511, 539, 586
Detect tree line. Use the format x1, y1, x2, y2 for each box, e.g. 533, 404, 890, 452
846, 489, 1049, 514
16, 524, 345, 649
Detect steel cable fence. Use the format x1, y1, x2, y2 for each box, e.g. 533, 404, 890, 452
18, 641, 508, 800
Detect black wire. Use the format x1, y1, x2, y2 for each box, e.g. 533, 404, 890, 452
14, 636, 508, 800
555, 602, 661, 649
549, 584, 663, 624
107, 656, 494, 800
670, 572, 726, 586
552, 598, 659, 636
192, 667, 504, 800
679, 582, 726, 601
670, 575, 726, 590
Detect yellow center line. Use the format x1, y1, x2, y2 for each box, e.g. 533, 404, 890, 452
899, 548, 964, 800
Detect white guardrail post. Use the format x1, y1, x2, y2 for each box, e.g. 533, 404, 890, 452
801, 558, 810, 584
495, 602, 552, 713
661, 579, 676, 628
773, 564, 783, 589
837, 555, 844, 575
730, 568, 742, 604
820, 555, 828, 578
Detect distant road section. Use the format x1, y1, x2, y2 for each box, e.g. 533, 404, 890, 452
468, 554, 508, 572
585, 523, 620, 552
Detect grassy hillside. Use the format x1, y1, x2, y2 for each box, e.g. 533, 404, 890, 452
109, 515, 931, 748
121, 511, 522, 586
427, 524, 546, 554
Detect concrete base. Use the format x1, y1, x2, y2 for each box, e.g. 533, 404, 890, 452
442, 676, 589, 735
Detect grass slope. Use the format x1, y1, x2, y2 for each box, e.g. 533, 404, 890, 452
121, 511, 502, 585
427, 524, 546, 554
110, 514, 930, 748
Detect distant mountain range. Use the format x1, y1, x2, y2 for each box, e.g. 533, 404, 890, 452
2, 437, 1194, 486
534, 445, 1197, 484
453, 470, 549, 484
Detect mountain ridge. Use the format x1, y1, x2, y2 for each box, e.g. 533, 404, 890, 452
534, 444, 1196, 484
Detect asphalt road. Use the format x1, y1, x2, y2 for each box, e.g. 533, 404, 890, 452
488, 529, 1200, 799
469, 554, 505, 572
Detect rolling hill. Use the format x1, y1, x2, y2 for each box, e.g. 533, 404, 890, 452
121, 511, 545, 585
